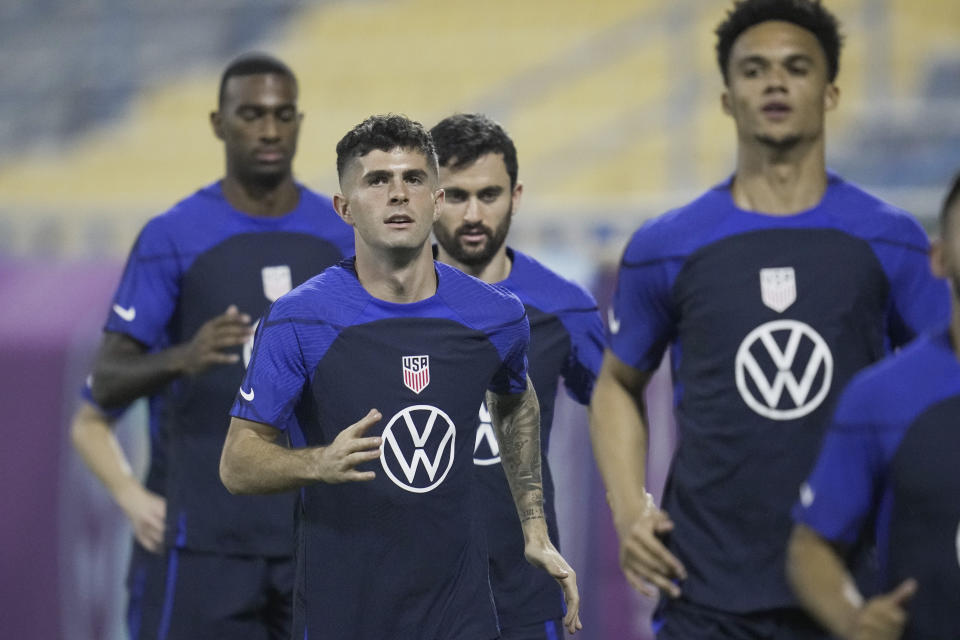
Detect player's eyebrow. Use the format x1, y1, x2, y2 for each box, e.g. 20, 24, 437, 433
478, 186, 504, 197
783, 53, 815, 66
737, 52, 816, 69
235, 101, 296, 111
363, 169, 393, 183
737, 55, 770, 69
402, 168, 429, 181
444, 187, 469, 198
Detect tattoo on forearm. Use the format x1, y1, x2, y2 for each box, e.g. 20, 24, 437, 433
487, 379, 544, 523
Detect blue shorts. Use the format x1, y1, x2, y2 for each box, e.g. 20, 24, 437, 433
135, 548, 293, 640
126, 542, 165, 640
656, 598, 829, 640
498, 618, 564, 640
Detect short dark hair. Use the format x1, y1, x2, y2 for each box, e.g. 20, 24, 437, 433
335, 114, 438, 183
218, 52, 297, 107
715, 0, 843, 84
430, 114, 519, 188
940, 171, 960, 236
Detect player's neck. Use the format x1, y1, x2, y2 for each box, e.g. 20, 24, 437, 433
221, 174, 300, 218
354, 243, 437, 304
436, 246, 512, 284
732, 140, 827, 215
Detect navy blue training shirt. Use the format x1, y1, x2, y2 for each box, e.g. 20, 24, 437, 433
231, 259, 530, 640
103, 181, 354, 556
608, 173, 950, 612
795, 328, 960, 639
470, 248, 603, 628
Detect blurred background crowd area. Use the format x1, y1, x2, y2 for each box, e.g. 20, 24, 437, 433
2, 0, 958, 261
0, 1, 957, 639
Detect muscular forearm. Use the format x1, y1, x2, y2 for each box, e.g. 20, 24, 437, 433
588, 362, 651, 530
92, 334, 189, 408
787, 524, 862, 639
220, 421, 317, 495
487, 379, 545, 529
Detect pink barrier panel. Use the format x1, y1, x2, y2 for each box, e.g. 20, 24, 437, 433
0, 259, 122, 639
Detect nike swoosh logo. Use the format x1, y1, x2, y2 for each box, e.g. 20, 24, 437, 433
113, 304, 136, 322
239, 387, 255, 402
607, 307, 621, 335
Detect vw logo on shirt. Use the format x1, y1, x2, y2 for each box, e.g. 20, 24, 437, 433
735, 319, 833, 421
380, 404, 456, 493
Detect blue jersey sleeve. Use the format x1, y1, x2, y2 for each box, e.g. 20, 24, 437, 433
559, 307, 604, 404
874, 225, 950, 347
488, 311, 531, 396
230, 309, 310, 430
80, 377, 127, 420
793, 381, 884, 545
609, 227, 679, 372
103, 217, 181, 348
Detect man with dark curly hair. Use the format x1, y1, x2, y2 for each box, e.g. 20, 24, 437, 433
590, 1, 950, 638
431, 113, 604, 640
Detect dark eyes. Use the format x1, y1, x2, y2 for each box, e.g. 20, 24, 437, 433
236, 107, 297, 122
444, 190, 500, 203
741, 63, 810, 78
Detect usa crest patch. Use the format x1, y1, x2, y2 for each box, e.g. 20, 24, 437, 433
759, 267, 797, 313
261, 265, 293, 302
402, 355, 430, 394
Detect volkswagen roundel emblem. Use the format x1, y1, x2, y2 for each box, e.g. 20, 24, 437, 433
380, 404, 456, 493
735, 319, 833, 421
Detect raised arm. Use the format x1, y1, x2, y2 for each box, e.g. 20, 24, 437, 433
219, 411, 383, 494
787, 523, 916, 640
92, 305, 254, 408
486, 377, 581, 634
70, 400, 166, 552
588, 349, 685, 598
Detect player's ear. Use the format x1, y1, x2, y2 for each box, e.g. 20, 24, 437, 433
824, 83, 840, 112
211, 111, 225, 141
333, 193, 355, 226
721, 90, 733, 117
511, 182, 524, 216
930, 237, 947, 278
432, 188, 445, 222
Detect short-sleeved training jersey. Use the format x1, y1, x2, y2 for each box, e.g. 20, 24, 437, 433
608, 173, 950, 612
103, 181, 354, 555
795, 328, 960, 639
469, 248, 603, 628
232, 258, 530, 640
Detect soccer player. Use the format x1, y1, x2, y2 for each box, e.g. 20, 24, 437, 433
588, 1, 951, 638
220, 114, 582, 640
70, 384, 166, 638
89, 53, 354, 638
430, 113, 603, 640
788, 173, 960, 640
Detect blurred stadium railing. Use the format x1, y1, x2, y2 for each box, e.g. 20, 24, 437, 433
1, 0, 957, 260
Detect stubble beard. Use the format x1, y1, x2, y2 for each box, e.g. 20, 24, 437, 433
435, 206, 513, 268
